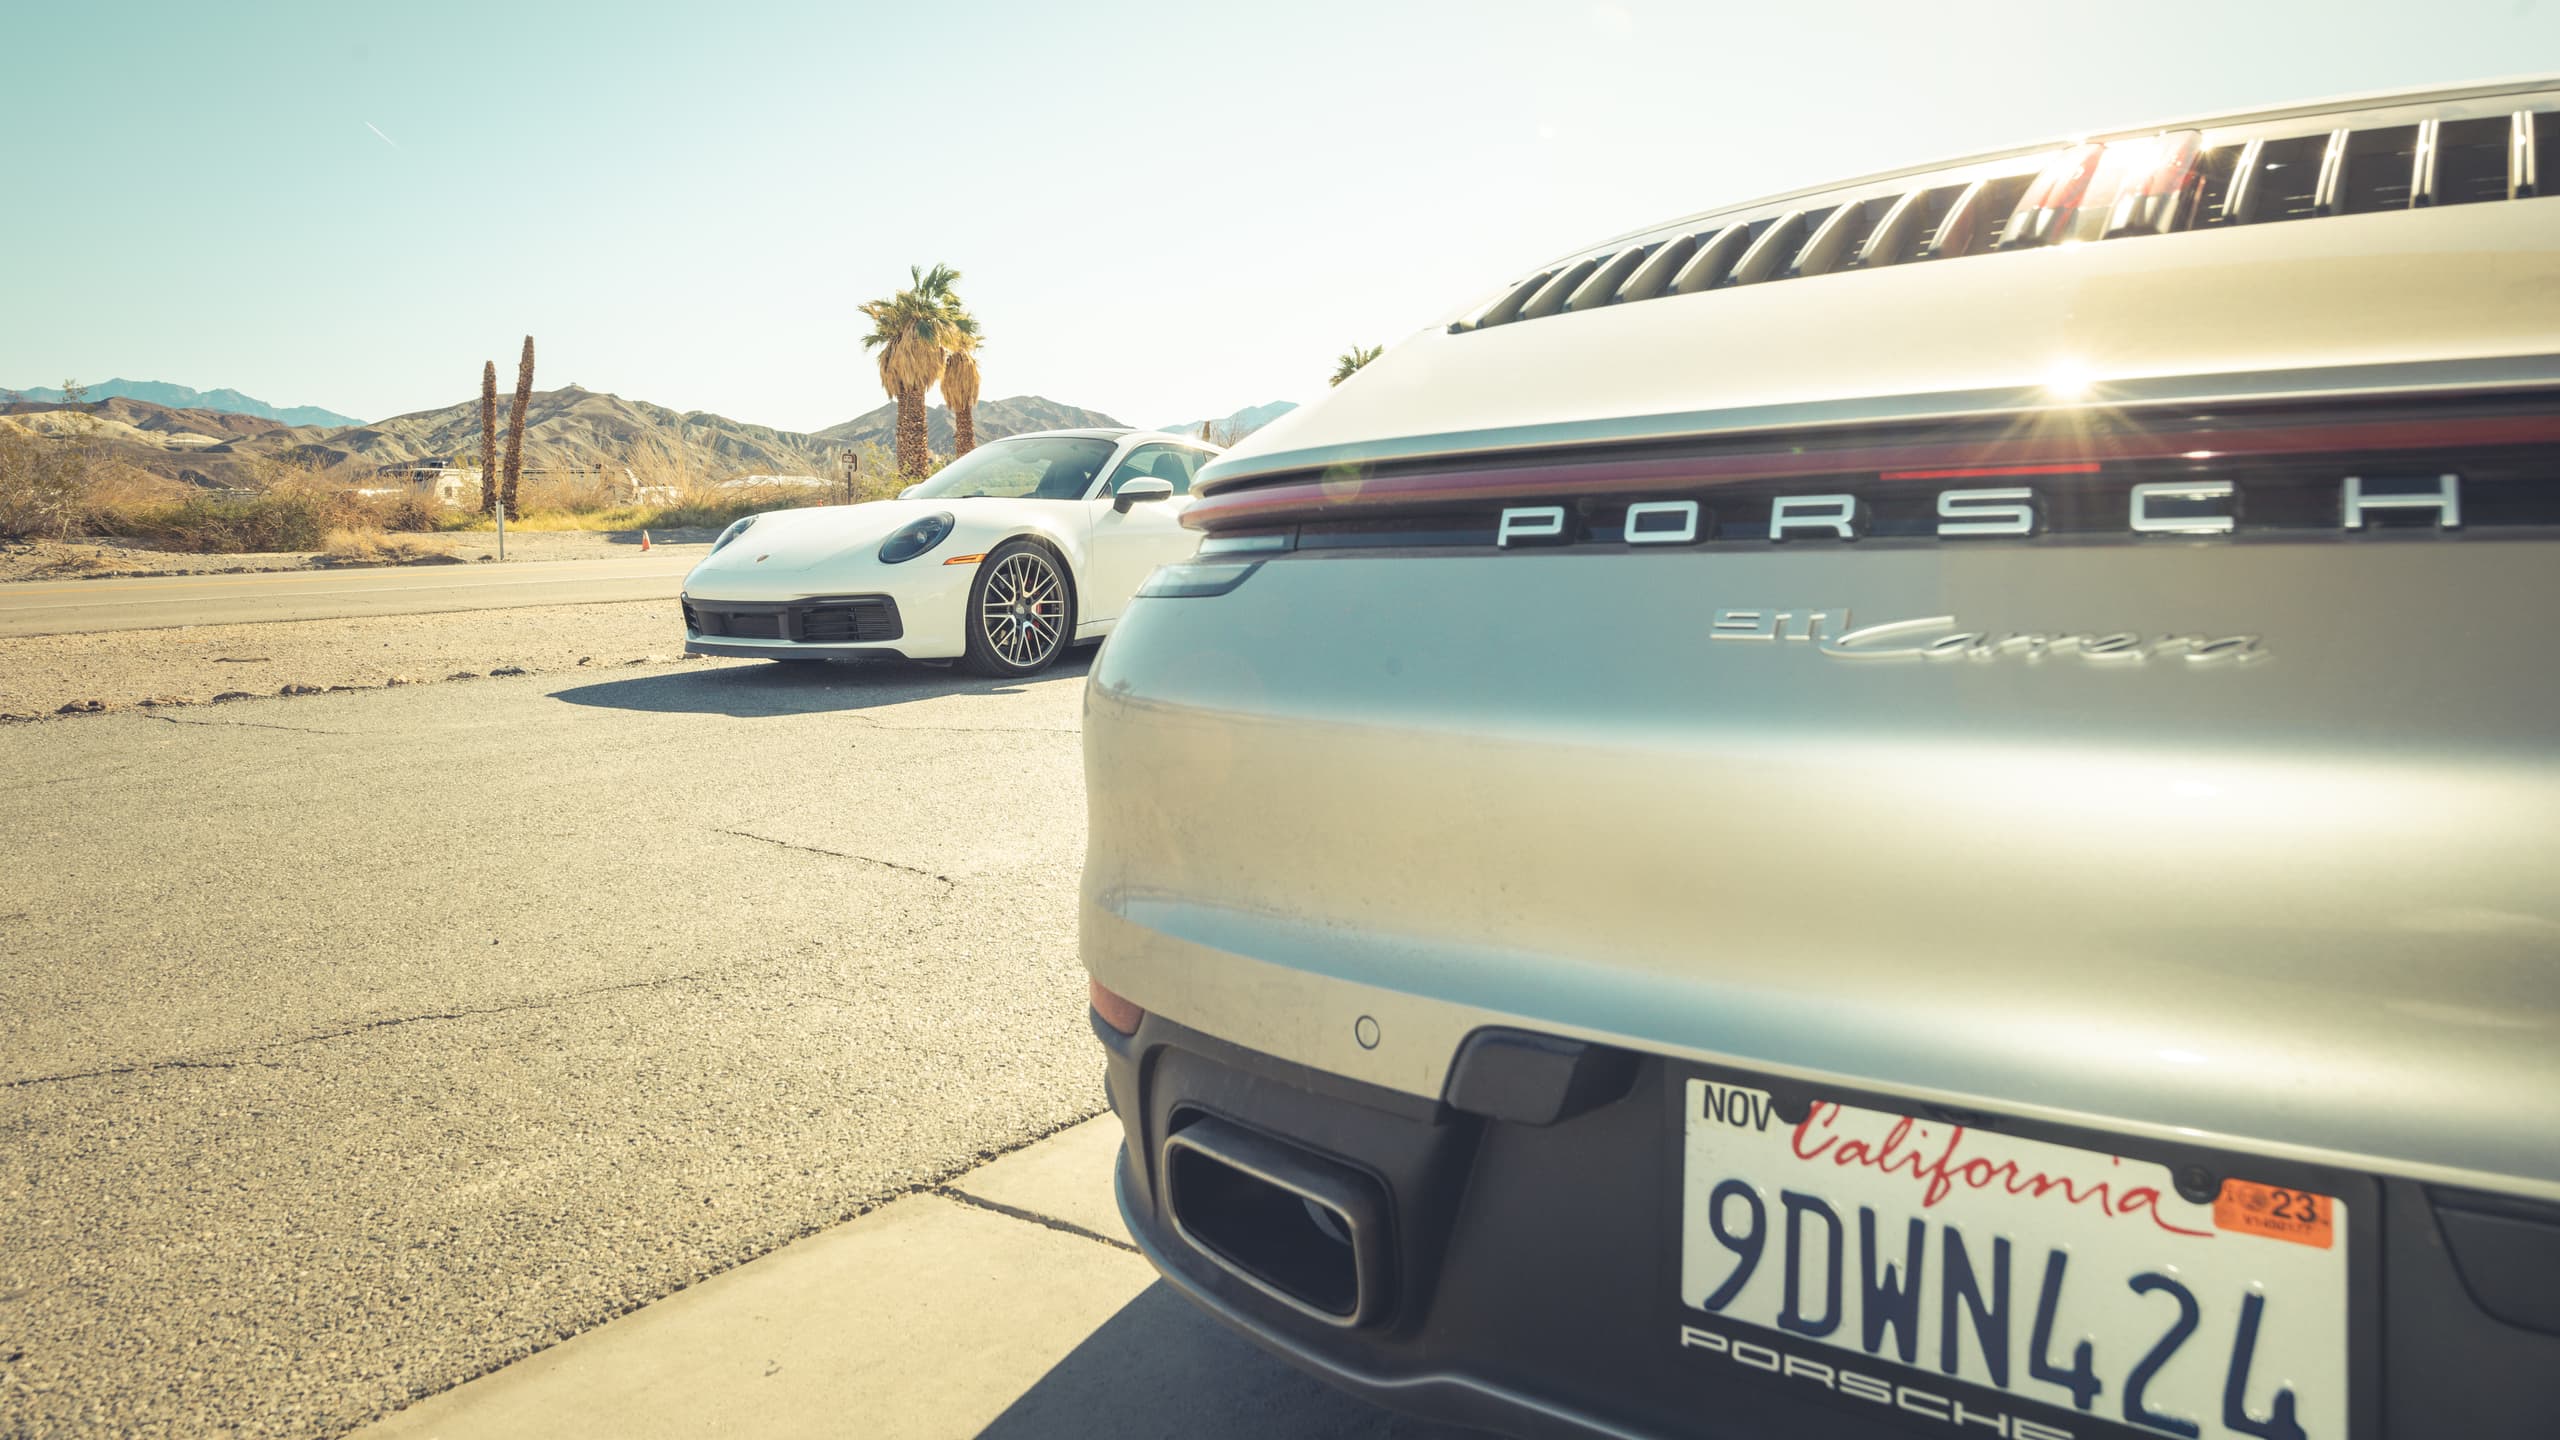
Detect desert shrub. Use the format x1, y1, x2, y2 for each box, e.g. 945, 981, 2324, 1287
102, 453, 450, 551
360, 490, 447, 533
236, 451, 337, 495
113, 491, 335, 552
0, 421, 93, 540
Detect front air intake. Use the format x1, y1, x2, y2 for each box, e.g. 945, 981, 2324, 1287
1162, 1115, 1391, 1327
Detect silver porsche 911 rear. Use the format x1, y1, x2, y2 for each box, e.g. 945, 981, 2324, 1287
1084, 78, 2560, 1440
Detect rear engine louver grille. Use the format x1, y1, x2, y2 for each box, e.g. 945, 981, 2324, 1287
1455, 99, 2556, 335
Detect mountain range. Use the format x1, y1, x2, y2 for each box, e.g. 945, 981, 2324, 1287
0, 396, 325, 489
5, 378, 1289, 490
288, 386, 834, 478
5, 378, 362, 429
816, 395, 1124, 454
1154, 400, 1298, 443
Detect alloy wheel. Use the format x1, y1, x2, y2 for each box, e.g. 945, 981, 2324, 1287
978, 549, 1067, 669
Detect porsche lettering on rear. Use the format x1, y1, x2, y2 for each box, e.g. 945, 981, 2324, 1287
1493, 473, 2463, 547
1708, 610, 2266, 665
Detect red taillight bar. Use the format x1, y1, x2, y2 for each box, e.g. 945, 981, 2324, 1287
1877, 461, 2103, 482
1186, 408, 2560, 532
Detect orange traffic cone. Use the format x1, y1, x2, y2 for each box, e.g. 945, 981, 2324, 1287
640, 530, 652, 551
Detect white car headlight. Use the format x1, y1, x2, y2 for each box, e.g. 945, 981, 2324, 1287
879, 512, 955, 564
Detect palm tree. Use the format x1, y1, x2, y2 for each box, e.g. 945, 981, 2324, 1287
861, 264, 972, 478
940, 320, 985, 457
1331, 344, 1383, 387
478, 362, 498, 514
502, 335, 534, 520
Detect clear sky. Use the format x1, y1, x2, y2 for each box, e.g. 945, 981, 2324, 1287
3, 1, 2551, 432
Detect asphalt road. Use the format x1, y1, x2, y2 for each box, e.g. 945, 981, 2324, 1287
0, 659, 1106, 1438
0, 552, 702, 638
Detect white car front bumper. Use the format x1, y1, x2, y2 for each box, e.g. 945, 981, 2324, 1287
681, 560, 978, 661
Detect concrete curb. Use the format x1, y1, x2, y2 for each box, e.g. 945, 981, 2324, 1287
349, 1117, 1463, 1440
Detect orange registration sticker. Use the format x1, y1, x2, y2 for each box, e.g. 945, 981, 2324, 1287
2215, 1179, 2336, 1249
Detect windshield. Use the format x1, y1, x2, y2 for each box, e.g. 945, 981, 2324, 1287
906, 436, 1117, 501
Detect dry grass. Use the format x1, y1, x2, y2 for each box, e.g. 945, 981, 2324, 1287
318, 529, 458, 566
516, 469, 620, 515
107, 492, 334, 552
89, 456, 452, 553
440, 482, 836, 535
437, 438, 906, 535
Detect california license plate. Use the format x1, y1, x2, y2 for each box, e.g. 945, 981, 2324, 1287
1677, 1078, 2348, 1440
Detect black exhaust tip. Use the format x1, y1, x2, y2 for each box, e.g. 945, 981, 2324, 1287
1163, 1115, 1391, 1327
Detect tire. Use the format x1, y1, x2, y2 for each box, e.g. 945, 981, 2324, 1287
962, 539, 1075, 677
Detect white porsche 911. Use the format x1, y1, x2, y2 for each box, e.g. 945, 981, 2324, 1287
680, 428, 1220, 676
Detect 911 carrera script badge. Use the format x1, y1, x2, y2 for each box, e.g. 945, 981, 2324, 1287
1710, 608, 2265, 665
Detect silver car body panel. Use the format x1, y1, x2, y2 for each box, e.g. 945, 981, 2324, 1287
1087, 78, 2560, 1440
1087, 78, 2560, 1210
1085, 533, 2560, 1203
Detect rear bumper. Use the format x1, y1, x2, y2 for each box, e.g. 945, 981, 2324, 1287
1099, 1008, 2560, 1440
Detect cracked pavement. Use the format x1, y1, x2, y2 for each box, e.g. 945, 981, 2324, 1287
0, 657, 1102, 1438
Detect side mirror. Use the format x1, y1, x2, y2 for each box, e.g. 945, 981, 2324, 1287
1113, 477, 1174, 513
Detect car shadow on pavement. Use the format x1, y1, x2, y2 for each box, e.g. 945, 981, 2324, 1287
550, 653, 1092, 719
975, 1282, 1482, 1440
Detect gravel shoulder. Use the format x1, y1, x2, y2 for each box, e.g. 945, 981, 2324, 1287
0, 599, 760, 718
0, 531, 716, 583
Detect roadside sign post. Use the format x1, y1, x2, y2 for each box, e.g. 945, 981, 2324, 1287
496, 492, 506, 561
